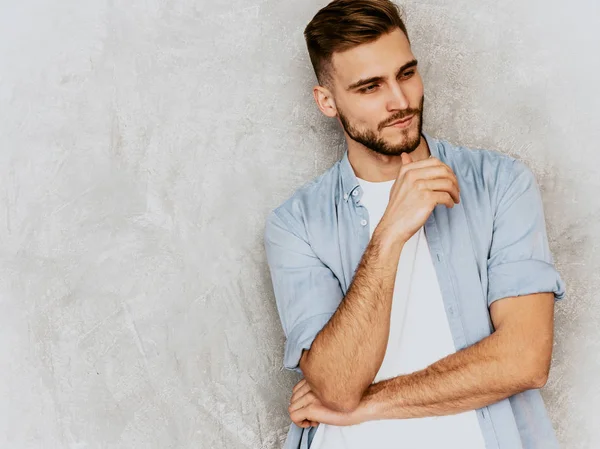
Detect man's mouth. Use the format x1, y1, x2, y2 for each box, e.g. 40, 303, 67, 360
388, 114, 415, 128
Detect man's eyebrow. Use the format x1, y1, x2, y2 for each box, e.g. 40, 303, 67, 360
346, 59, 418, 91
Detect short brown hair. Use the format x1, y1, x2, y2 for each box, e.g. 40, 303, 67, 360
304, 0, 409, 88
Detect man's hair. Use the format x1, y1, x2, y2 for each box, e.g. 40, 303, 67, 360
304, 0, 410, 89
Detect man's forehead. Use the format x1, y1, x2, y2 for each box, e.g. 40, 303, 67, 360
330, 30, 414, 86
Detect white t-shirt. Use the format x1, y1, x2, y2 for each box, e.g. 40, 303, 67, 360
309, 177, 486, 449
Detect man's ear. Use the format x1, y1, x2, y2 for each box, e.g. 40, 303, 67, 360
313, 85, 337, 118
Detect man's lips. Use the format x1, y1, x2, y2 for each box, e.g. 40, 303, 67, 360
388, 114, 415, 127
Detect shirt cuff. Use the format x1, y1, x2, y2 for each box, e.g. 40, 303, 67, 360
487, 259, 566, 307
283, 312, 335, 375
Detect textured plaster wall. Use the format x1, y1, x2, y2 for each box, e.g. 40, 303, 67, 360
0, 0, 597, 448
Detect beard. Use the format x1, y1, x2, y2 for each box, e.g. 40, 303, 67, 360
337, 95, 424, 157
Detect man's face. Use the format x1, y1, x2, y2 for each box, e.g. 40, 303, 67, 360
328, 28, 424, 156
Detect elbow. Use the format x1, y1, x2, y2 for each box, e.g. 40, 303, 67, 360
312, 378, 362, 413
320, 393, 361, 413
302, 378, 361, 413
519, 354, 551, 390
318, 383, 364, 413
301, 354, 363, 412
529, 368, 549, 389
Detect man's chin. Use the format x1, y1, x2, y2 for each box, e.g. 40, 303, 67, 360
380, 127, 419, 148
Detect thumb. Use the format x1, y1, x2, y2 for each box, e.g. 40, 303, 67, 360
401, 151, 413, 165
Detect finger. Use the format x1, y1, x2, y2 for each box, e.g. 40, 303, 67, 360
403, 162, 456, 180
430, 191, 456, 209
292, 378, 307, 394
403, 165, 459, 190
290, 382, 312, 405
419, 178, 460, 203
292, 418, 311, 428
290, 405, 313, 428
289, 391, 317, 413
291, 403, 344, 428
399, 155, 442, 172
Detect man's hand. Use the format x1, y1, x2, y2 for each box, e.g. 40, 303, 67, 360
377, 152, 460, 244
288, 379, 368, 428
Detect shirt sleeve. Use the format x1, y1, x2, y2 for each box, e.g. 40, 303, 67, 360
263, 209, 343, 375
487, 159, 566, 307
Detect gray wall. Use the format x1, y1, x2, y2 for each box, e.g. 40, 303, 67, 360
0, 0, 597, 448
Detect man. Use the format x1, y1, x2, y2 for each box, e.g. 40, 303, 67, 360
263, 1, 566, 448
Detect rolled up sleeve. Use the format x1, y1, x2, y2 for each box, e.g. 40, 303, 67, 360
487, 160, 566, 307
264, 209, 343, 374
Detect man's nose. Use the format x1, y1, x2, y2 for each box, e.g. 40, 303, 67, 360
386, 83, 410, 111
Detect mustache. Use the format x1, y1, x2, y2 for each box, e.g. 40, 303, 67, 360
380, 110, 420, 129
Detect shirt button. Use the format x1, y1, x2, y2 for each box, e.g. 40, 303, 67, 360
360, 219, 367, 226
343, 193, 349, 200
352, 190, 359, 196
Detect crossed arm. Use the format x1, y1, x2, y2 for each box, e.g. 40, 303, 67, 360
264, 159, 564, 427
288, 291, 555, 426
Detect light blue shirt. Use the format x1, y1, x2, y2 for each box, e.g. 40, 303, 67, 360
264, 131, 566, 449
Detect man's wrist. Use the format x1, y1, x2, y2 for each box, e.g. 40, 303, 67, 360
372, 228, 405, 256
355, 393, 378, 423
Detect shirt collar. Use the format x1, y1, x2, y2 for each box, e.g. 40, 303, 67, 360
340, 131, 439, 203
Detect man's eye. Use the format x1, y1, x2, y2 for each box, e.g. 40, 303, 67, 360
360, 84, 379, 93
402, 70, 415, 78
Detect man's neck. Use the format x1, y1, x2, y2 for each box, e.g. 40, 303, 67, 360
347, 135, 430, 182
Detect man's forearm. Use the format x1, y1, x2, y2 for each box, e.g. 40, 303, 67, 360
304, 230, 404, 411
358, 328, 545, 420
